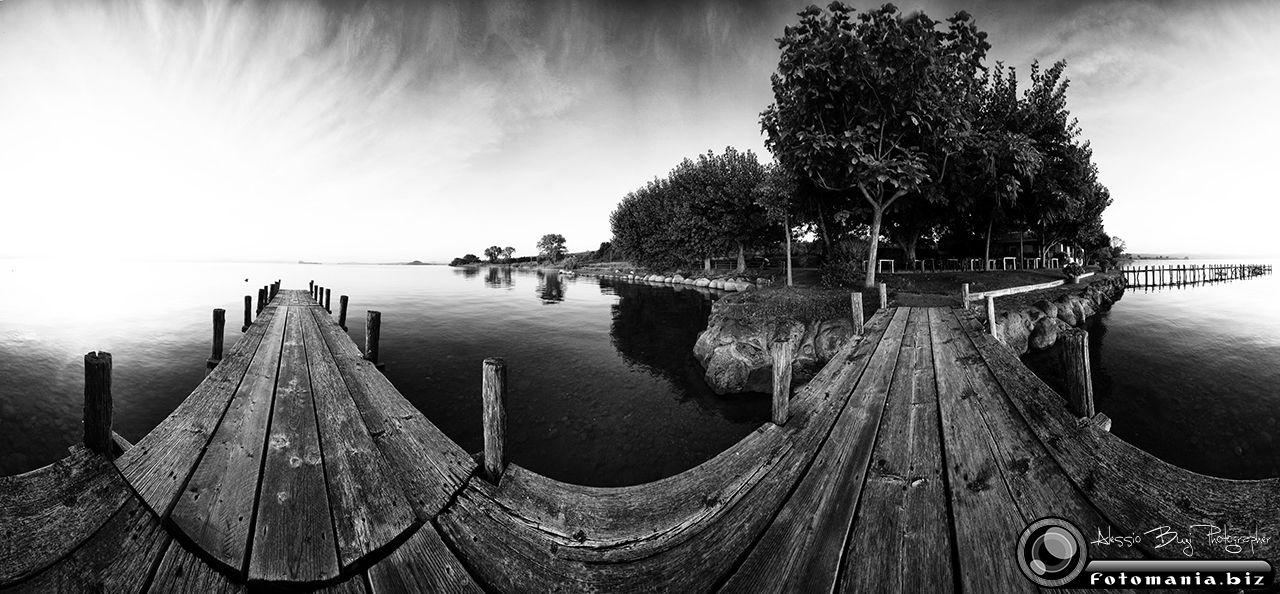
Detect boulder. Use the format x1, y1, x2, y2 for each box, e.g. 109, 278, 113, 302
672, 274, 685, 283
694, 308, 853, 395
695, 278, 711, 288
1029, 317, 1066, 351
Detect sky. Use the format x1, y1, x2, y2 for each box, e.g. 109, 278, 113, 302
0, 0, 1276, 263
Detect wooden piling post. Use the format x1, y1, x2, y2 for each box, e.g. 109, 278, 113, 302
309, 280, 314, 294
365, 311, 383, 371
324, 288, 332, 313
878, 282, 888, 309
242, 295, 252, 331
206, 308, 225, 374
986, 295, 996, 337
257, 288, 266, 314
84, 351, 114, 459
482, 357, 507, 482
1060, 328, 1095, 418
771, 339, 793, 426
960, 283, 970, 309
851, 292, 864, 335
338, 295, 349, 331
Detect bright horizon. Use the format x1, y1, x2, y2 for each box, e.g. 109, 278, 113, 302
2, 0, 1277, 263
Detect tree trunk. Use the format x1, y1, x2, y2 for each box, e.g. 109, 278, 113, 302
816, 200, 832, 260
737, 242, 746, 272
704, 257, 711, 271
784, 213, 793, 287
903, 235, 918, 263
983, 218, 994, 271
864, 204, 884, 289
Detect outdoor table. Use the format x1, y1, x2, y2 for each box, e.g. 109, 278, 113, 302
877, 259, 895, 273
1002, 256, 1017, 270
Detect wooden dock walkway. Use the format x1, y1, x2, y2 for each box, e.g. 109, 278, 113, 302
2, 289, 1276, 593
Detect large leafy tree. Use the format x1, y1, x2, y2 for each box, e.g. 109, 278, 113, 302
483, 245, 504, 263
536, 234, 567, 262
762, 2, 990, 287
611, 148, 771, 272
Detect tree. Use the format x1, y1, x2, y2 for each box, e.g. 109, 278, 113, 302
483, 245, 504, 263
754, 164, 800, 285
762, 3, 990, 288
537, 234, 567, 262
611, 148, 773, 272
503, 246, 515, 261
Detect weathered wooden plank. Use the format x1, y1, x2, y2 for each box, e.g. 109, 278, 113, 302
4, 496, 170, 594
302, 306, 416, 571
719, 308, 909, 594
313, 573, 372, 594
169, 306, 290, 577
0, 445, 132, 585
145, 540, 246, 594
118, 304, 280, 517
435, 311, 900, 592
955, 309, 1280, 565
309, 307, 476, 520
367, 523, 483, 594
941, 308, 1143, 575
841, 307, 953, 594
927, 307, 1036, 594
248, 307, 340, 583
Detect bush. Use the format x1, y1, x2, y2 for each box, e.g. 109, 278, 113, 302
1063, 261, 1084, 277
820, 260, 863, 288
560, 255, 579, 271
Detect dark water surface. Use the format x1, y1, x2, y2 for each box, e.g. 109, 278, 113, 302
1024, 259, 1280, 480
0, 260, 769, 485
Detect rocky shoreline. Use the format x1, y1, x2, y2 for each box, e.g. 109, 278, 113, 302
986, 274, 1128, 355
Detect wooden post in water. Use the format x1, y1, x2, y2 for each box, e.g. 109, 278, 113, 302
309, 280, 314, 294
324, 288, 332, 313
338, 295, 349, 331
84, 351, 114, 459
1059, 328, 1095, 418
482, 357, 507, 483
242, 295, 252, 331
257, 288, 266, 314
851, 292, 864, 335
365, 311, 384, 371
878, 282, 888, 309
986, 295, 996, 337
771, 339, 793, 426
206, 308, 225, 374
960, 283, 970, 309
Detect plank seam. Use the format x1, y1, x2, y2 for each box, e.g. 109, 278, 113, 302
155, 305, 280, 524
833, 308, 912, 594
243, 306, 290, 579
929, 308, 977, 594
428, 517, 500, 594
138, 533, 175, 594
305, 306, 350, 579
709, 308, 901, 592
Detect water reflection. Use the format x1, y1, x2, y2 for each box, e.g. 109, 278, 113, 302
536, 270, 565, 304
603, 278, 768, 424
485, 266, 513, 289
453, 266, 481, 279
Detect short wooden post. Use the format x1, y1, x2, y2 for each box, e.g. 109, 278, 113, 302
850, 292, 864, 335
309, 280, 314, 293
206, 308, 225, 374
257, 288, 266, 314
878, 282, 888, 309
84, 351, 114, 459
960, 283, 970, 309
771, 339, 793, 426
242, 295, 252, 331
365, 311, 383, 370
1059, 328, 1095, 418
338, 295, 349, 331
263, 285, 269, 304
324, 288, 332, 313
482, 357, 507, 482
985, 295, 996, 337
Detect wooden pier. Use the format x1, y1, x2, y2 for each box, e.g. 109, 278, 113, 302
2, 289, 1277, 593
1121, 262, 1271, 289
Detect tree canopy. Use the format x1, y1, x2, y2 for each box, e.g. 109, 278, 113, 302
610, 147, 769, 272
537, 233, 567, 262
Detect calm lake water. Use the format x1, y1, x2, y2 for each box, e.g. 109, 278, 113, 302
5, 258, 1276, 484
1025, 258, 1280, 480
0, 259, 769, 485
